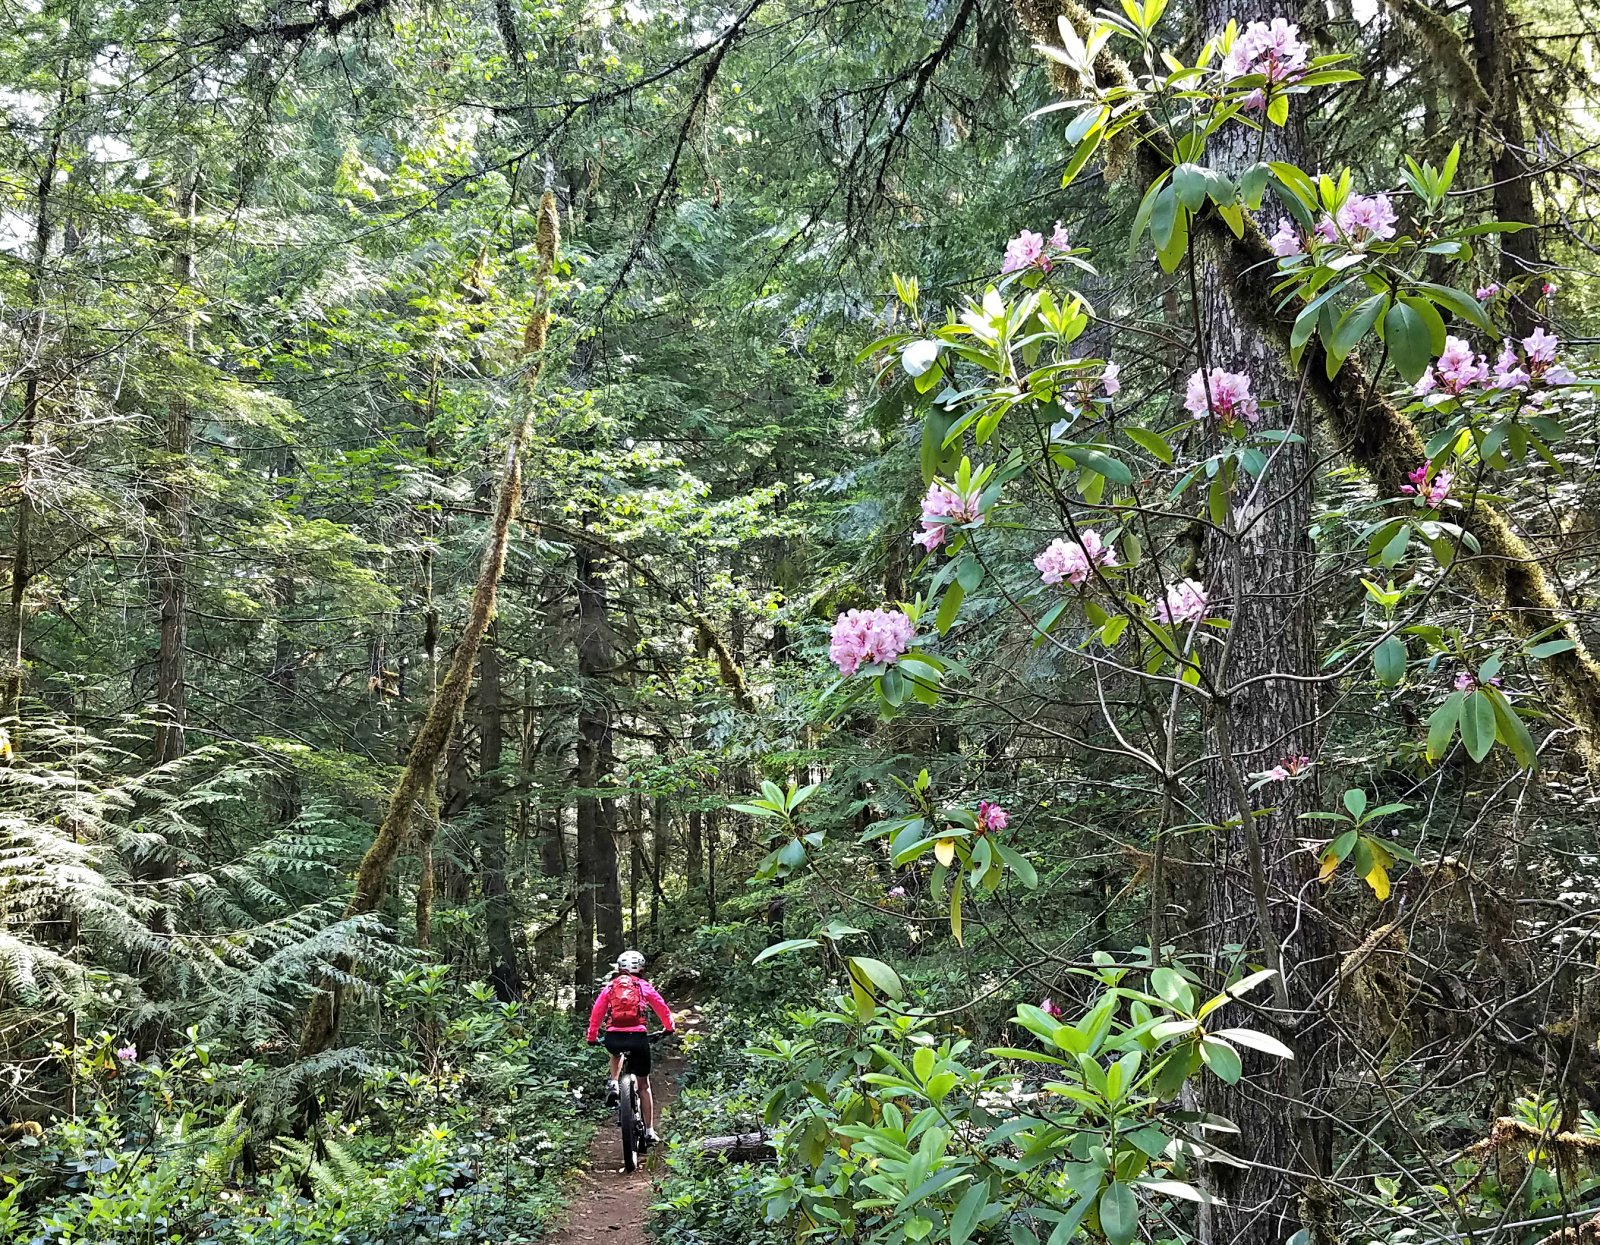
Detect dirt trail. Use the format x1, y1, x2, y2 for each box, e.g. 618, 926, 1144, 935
541, 1009, 698, 1245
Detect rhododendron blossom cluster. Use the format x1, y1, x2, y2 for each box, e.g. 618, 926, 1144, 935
1476, 284, 1500, 301
1034, 530, 1116, 587
1418, 328, 1577, 397
977, 801, 1009, 832
912, 479, 982, 553
1269, 218, 1303, 257
1222, 18, 1308, 85
1184, 367, 1260, 425
1001, 222, 1072, 274
1154, 578, 1209, 626
1400, 462, 1452, 507
830, 608, 915, 675
1333, 192, 1398, 242
1262, 754, 1312, 782
1455, 670, 1503, 692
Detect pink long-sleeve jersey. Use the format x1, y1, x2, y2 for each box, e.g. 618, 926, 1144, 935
586, 975, 673, 1041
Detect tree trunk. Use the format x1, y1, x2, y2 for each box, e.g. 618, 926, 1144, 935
705, 806, 719, 922
575, 532, 623, 1007
1469, 0, 1544, 336
1189, 2, 1332, 1240
480, 625, 523, 1000
686, 808, 704, 897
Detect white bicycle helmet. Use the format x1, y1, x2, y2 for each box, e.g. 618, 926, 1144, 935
617, 949, 646, 973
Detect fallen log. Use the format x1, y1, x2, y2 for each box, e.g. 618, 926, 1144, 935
691, 1131, 777, 1161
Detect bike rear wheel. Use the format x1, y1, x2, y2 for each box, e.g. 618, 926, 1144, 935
617, 1071, 641, 1172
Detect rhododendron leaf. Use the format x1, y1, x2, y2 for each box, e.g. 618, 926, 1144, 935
1207, 477, 1228, 527
1150, 966, 1191, 1009
1128, 173, 1171, 253
1150, 185, 1179, 250
1174, 163, 1209, 211
1200, 1037, 1242, 1084
1211, 1027, 1294, 1060
1155, 205, 1189, 274
1266, 93, 1289, 127
1426, 691, 1464, 761
1292, 69, 1363, 87
1061, 126, 1104, 188
935, 582, 965, 636
1343, 788, 1367, 819
880, 666, 908, 707
1317, 850, 1340, 883
934, 837, 957, 868
996, 842, 1038, 888
1487, 689, 1537, 769
1374, 635, 1406, 686
1378, 523, 1411, 567
1064, 104, 1108, 147
1460, 690, 1497, 763
1397, 295, 1447, 355
1061, 444, 1132, 485
1031, 600, 1069, 647
1413, 281, 1494, 333
1528, 638, 1576, 660
1101, 615, 1130, 646
1361, 859, 1391, 901
1126, 425, 1173, 464
1382, 300, 1433, 383
949, 869, 963, 946
956, 556, 983, 593
848, 956, 904, 1001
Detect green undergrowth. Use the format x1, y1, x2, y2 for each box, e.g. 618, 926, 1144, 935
4, 969, 595, 1245
652, 1004, 786, 1245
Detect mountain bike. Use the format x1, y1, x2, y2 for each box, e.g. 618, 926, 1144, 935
615, 1031, 670, 1173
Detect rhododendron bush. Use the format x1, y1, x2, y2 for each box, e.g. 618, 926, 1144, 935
742, 5, 1600, 1245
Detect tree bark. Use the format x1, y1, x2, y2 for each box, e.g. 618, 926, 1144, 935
1185, 3, 1333, 1238
479, 625, 523, 1000
1469, 0, 1544, 336
575, 531, 623, 1008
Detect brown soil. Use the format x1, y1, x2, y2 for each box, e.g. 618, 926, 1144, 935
541, 1011, 697, 1245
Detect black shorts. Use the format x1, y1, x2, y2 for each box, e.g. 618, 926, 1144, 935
604, 1030, 652, 1077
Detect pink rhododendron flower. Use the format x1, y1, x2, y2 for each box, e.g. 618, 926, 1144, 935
1335, 192, 1399, 242
1002, 229, 1048, 274
1184, 367, 1259, 425
1476, 284, 1500, 301
116, 1045, 137, 1062
1314, 217, 1338, 244
1543, 280, 1558, 296
978, 801, 1009, 832
830, 608, 915, 675
1223, 18, 1309, 84
1268, 218, 1303, 257
1034, 530, 1117, 587
1040, 997, 1063, 1018
887, 885, 906, 899
1546, 364, 1579, 385
913, 480, 982, 552
1102, 360, 1122, 396
1522, 327, 1558, 365
1414, 368, 1437, 396
1433, 336, 1488, 395
1400, 463, 1451, 507
1492, 342, 1530, 391
1049, 221, 1071, 251
1154, 578, 1209, 625
1242, 88, 1267, 111
1455, 670, 1502, 692
1263, 764, 1291, 782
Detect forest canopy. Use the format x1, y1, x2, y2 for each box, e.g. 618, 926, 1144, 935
3, 1, 1600, 1244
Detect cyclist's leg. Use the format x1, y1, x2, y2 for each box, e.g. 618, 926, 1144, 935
639, 1072, 654, 1132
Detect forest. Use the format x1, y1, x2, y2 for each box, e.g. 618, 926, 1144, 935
2, 0, 1599, 1243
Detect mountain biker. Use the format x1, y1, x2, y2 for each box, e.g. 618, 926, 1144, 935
586, 950, 675, 1146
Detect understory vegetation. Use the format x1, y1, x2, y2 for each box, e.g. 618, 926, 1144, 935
5, 1, 1600, 1244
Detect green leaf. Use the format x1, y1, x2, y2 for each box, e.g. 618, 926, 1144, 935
1174, 163, 1209, 211
957, 556, 983, 593
1199, 1036, 1242, 1084
1373, 634, 1406, 686
1487, 688, 1538, 769
1378, 523, 1411, 567
1126, 425, 1174, 464
1399, 295, 1447, 355
1426, 691, 1464, 762
1382, 300, 1432, 384
1061, 445, 1134, 486
1150, 184, 1179, 251
936, 581, 966, 635
1342, 788, 1368, 819
1413, 281, 1495, 333
1098, 1183, 1138, 1245
951, 1181, 988, 1245
1460, 690, 1497, 763
848, 956, 904, 1001
1266, 92, 1289, 126
753, 938, 820, 964
1529, 638, 1576, 660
